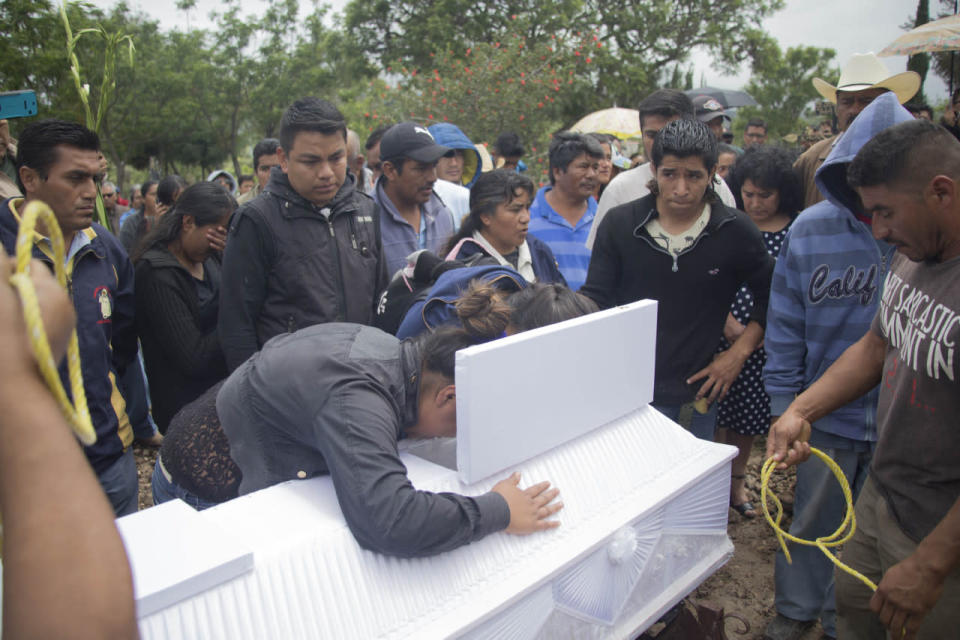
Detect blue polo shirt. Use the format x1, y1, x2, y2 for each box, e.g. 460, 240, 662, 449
527, 185, 596, 291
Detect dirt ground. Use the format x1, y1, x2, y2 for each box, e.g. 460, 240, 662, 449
691, 436, 825, 640
133, 442, 159, 512
132, 436, 824, 640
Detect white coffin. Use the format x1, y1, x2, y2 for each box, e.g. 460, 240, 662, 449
121, 301, 736, 639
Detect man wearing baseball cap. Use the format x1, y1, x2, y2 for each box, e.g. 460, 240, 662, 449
692, 95, 731, 141
795, 52, 920, 209
372, 122, 458, 275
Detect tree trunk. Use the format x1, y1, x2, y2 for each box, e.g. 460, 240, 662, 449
230, 105, 242, 178
104, 136, 125, 194
907, 0, 930, 103
115, 161, 126, 196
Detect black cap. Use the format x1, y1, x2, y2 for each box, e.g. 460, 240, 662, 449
692, 95, 730, 124
380, 122, 453, 164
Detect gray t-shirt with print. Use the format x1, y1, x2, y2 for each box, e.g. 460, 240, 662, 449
870, 252, 960, 542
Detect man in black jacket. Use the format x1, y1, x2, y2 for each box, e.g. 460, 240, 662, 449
218, 98, 389, 371
581, 119, 774, 440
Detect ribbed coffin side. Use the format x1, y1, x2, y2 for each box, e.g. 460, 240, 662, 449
538, 533, 734, 640
626, 533, 734, 624
662, 463, 731, 531
459, 584, 554, 640
138, 406, 734, 639
552, 519, 662, 625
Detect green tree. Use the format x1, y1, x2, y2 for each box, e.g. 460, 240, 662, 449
245, 2, 375, 141
344, 0, 785, 123
188, 0, 377, 176
906, 0, 930, 105
734, 44, 838, 140
205, 1, 260, 177
0, 0, 108, 133
360, 28, 593, 184
929, 1, 958, 95
98, 14, 233, 179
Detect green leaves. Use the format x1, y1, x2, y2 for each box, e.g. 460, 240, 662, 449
734, 43, 838, 140
344, 0, 790, 132
9, 0, 815, 193
59, 0, 136, 138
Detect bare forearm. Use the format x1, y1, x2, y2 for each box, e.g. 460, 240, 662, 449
0, 379, 138, 640
728, 320, 763, 360
789, 330, 885, 424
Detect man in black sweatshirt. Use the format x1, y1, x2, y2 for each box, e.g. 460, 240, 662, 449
581, 119, 774, 440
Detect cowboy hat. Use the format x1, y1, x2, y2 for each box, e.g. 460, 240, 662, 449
813, 52, 921, 104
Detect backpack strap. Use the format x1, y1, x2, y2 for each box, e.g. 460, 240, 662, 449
444, 236, 487, 261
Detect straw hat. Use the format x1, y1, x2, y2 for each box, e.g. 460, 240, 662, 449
813, 52, 921, 105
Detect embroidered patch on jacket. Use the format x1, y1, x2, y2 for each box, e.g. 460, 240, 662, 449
94, 286, 113, 324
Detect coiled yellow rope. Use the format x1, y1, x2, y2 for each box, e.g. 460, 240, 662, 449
9, 201, 96, 446
761, 448, 876, 591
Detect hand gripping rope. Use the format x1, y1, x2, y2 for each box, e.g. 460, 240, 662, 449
761, 448, 877, 592
9, 201, 96, 446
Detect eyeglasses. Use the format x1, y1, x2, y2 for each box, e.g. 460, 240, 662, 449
102, 192, 116, 197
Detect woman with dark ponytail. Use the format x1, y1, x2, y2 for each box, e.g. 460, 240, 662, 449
397, 275, 598, 339
444, 169, 566, 285
134, 181, 235, 432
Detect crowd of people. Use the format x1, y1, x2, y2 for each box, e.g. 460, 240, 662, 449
1, 50, 958, 639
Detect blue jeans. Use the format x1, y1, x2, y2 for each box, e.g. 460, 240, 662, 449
774, 428, 872, 637
151, 455, 220, 511
652, 401, 718, 441
98, 447, 138, 516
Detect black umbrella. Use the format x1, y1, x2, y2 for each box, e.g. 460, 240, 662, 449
684, 87, 758, 108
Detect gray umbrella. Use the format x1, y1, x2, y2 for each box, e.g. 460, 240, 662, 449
684, 87, 758, 108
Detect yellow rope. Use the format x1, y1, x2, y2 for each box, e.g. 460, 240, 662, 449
8, 201, 96, 446
760, 447, 876, 592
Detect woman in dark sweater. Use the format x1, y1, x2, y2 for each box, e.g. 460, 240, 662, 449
443, 170, 567, 286
134, 182, 235, 432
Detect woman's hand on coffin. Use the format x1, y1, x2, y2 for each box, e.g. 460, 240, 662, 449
493, 472, 563, 535
765, 411, 812, 469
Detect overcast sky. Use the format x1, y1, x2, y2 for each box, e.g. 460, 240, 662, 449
95, 0, 947, 103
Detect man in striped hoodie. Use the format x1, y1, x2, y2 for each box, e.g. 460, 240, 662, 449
761, 92, 915, 640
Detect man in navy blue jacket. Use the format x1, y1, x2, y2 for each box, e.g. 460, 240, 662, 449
0, 119, 139, 515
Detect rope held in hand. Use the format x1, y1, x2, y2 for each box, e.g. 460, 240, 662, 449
9, 201, 96, 446
760, 447, 877, 592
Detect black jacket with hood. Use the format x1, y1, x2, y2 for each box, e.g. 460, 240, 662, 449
218, 168, 389, 371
